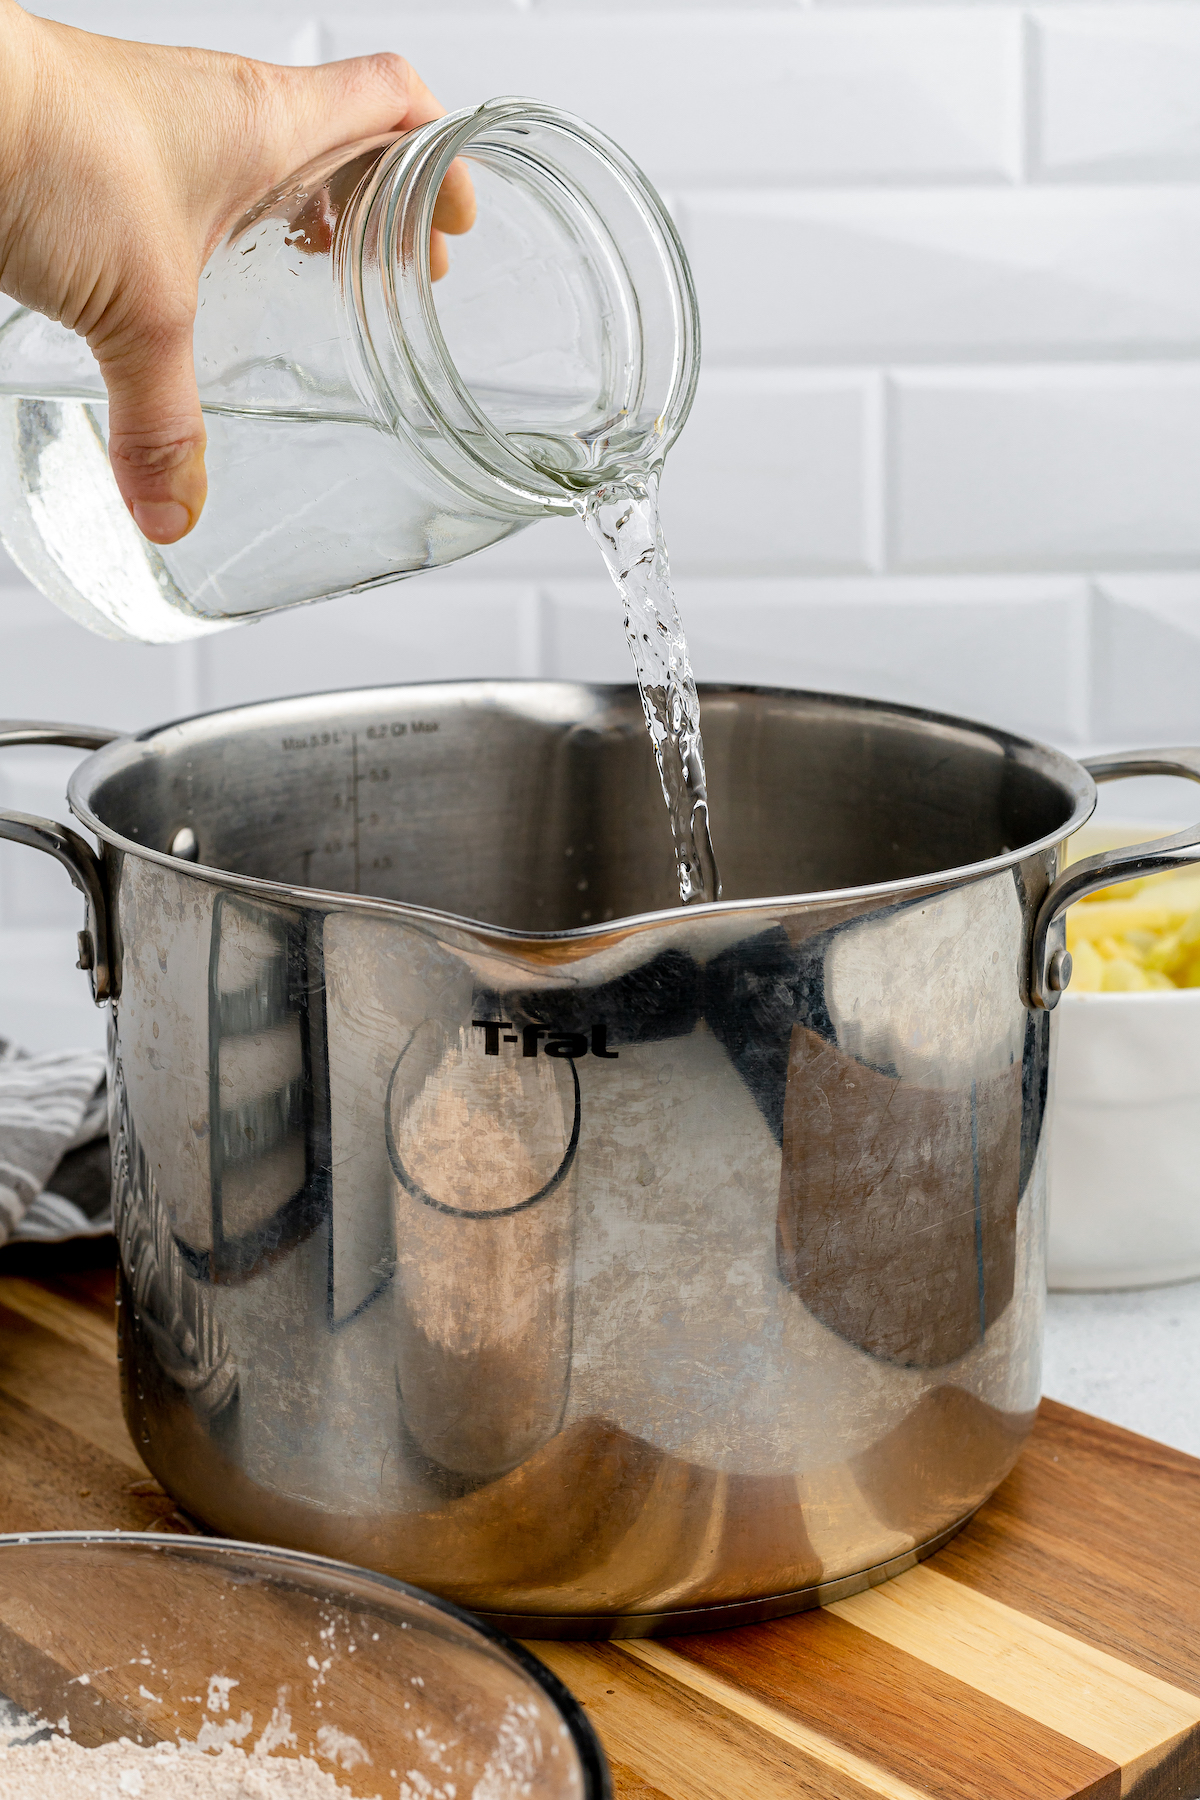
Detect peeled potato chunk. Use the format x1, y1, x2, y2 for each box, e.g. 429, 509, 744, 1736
1068, 938, 1105, 991
1064, 843, 1200, 992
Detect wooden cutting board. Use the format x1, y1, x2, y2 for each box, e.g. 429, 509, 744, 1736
2, 1247, 1199, 1800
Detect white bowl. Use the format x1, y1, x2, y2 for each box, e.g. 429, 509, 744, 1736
1048, 824, 1200, 1290
1050, 988, 1200, 1289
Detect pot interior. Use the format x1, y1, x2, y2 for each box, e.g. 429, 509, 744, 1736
75, 682, 1091, 931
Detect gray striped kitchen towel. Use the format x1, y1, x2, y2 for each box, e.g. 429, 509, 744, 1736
0, 1038, 108, 1246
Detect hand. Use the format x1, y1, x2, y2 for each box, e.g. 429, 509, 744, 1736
0, 1, 475, 544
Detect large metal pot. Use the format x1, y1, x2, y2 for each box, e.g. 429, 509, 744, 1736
4, 683, 1199, 1637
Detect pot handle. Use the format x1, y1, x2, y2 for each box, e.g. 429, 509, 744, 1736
0, 720, 122, 1004
1030, 747, 1200, 1010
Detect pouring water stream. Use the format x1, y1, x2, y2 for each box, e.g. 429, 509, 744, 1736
583, 472, 721, 907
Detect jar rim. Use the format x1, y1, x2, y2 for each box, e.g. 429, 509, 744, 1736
364, 97, 700, 512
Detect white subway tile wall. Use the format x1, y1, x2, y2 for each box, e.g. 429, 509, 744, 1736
3, 0, 1200, 1045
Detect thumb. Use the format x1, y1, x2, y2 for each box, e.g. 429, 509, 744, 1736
95, 317, 207, 545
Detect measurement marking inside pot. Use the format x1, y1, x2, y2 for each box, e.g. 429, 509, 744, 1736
351, 730, 361, 894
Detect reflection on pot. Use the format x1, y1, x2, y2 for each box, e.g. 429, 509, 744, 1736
387, 1020, 580, 1482
771, 880, 1028, 1369
111, 1053, 238, 1423
777, 1027, 1022, 1368
201, 893, 328, 1284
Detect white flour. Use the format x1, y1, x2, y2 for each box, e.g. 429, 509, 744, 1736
0, 1736, 377, 1800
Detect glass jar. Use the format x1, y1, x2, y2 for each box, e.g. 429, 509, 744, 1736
0, 97, 698, 642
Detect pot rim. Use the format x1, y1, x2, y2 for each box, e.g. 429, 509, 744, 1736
66, 679, 1097, 942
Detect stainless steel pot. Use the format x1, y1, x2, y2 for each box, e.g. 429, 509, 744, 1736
4, 683, 1199, 1638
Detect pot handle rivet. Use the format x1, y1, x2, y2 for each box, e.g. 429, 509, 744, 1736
1047, 947, 1072, 993
169, 826, 200, 862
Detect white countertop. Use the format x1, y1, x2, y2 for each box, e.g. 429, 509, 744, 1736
1045, 1280, 1200, 1457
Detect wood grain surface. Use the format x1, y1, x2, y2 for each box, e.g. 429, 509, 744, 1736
1, 1242, 1197, 1800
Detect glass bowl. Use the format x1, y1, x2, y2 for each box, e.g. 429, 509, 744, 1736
0, 1532, 609, 1798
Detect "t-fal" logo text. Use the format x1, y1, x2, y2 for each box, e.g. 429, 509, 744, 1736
472, 1020, 618, 1060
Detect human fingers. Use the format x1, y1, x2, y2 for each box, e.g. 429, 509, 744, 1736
374, 58, 476, 237
433, 161, 476, 237
94, 310, 207, 543
273, 55, 475, 241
